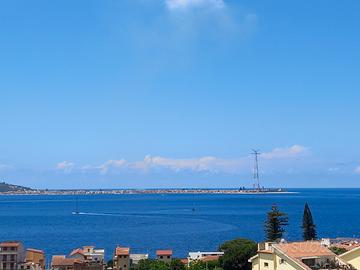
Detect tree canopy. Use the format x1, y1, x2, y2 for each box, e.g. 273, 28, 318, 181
302, 202, 317, 240
218, 238, 257, 270
264, 204, 289, 241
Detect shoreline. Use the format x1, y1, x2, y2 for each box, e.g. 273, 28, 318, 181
0, 188, 295, 196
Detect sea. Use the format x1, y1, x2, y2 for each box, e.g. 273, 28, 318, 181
0, 188, 359, 261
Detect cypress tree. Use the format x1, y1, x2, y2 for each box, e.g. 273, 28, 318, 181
302, 202, 317, 240
264, 204, 289, 241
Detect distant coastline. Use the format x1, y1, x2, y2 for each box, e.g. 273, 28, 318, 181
0, 187, 292, 195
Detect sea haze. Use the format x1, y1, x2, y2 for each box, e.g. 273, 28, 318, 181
0, 188, 359, 260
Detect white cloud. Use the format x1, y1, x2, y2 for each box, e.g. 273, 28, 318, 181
132, 155, 247, 173
56, 161, 74, 173
81, 159, 127, 175
98, 159, 127, 174
261, 145, 308, 160
58, 145, 309, 175
355, 166, 360, 174
166, 0, 225, 10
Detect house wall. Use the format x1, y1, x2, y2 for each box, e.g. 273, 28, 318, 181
341, 249, 360, 270
251, 256, 259, 270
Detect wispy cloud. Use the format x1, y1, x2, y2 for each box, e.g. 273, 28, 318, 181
62, 145, 308, 175
131, 155, 247, 173
261, 145, 309, 159
166, 0, 225, 11
355, 166, 360, 174
56, 161, 75, 173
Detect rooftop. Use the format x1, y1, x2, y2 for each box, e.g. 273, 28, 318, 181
0, 241, 21, 248
51, 256, 79, 266
274, 241, 335, 259
27, 249, 45, 254
157, 250, 173, 256
115, 247, 130, 256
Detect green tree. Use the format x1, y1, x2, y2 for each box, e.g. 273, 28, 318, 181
218, 238, 257, 270
170, 259, 186, 270
329, 246, 347, 255
135, 260, 170, 270
302, 202, 317, 240
189, 260, 222, 270
107, 259, 114, 268
264, 204, 288, 241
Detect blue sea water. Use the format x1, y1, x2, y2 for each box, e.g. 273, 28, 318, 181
0, 189, 359, 261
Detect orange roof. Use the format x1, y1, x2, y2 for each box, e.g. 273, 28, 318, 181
51, 256, 79, 267
70, 248, 85, 256
333, 243, 360, 251
180, 259, 188, 264
157, 250, 173, 256
200, 255, 221, 262
27, 249, 45, 254
115, 247, 130, 256
0, 241, 21, 247
275, 242, 335, 258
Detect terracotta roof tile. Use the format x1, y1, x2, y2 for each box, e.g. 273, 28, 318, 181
156, 250, 173, 256
70, 248, 85, 256
116, 247, 130, 256
200, 255, 221, 262
274, 241, 335, 258
0, 241, 21, 247
51, 256, 79, 266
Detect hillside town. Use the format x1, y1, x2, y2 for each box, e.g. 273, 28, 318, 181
0, 241, 225, 270
1, 238, 360, 270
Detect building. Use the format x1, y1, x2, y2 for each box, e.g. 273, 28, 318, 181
0, 241, 26, 270
129, 254, 148, 265
52, 245, 104, 270
69, 247, 104, 264
339, 246, 360, 270
51, 256, 79, 270
249, 241, 352, 270
18, 249, 46, 270
113, 247, 130, 270
188, 252, 224, 264
82, 247, 104, 264
156, 250, 172, 263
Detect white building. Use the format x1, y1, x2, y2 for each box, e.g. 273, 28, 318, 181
188, 251, 224, 263
129, 254, 148, 265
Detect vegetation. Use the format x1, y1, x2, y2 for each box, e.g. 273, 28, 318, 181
218, 238, 257, 270
264, 204, 289, 241
302, 202, 317, 241
133, 259, 186, 270
0, 182, 32, 193
329, 246, 348, 255
107, 259, 114, 268
188, 260, 222, 270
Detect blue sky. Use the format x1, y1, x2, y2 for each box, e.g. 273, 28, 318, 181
1, 0, 360, 189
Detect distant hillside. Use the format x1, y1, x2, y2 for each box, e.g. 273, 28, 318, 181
0, 182, 32, 193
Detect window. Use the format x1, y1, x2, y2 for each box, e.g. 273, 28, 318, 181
160, 256, 163, 259
123, 265, 127, 268
280, 259, 286, 264
264, 263, 269, 267
10, 255, 15, 261
167, 256, 170, 259
3, 255, 7, 261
